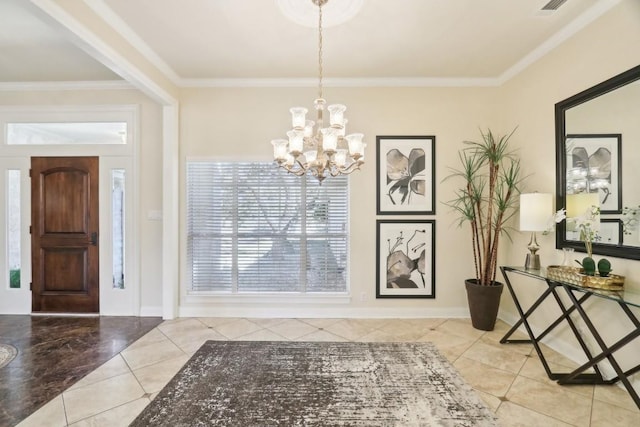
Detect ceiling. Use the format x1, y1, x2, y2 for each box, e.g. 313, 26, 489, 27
0, 0, 120, 82
0, 0, 620, 86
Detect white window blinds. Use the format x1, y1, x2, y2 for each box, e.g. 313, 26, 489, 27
187, 162, 348, 294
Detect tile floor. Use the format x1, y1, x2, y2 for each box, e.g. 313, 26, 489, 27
0, 316, 162, 426
15, 317, 640, 427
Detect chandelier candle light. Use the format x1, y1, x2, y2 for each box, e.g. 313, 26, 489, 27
271, 0, 365, 182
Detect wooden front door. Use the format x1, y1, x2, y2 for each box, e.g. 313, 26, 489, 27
31, 157, 99, 313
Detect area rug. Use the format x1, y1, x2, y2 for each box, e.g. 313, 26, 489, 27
0, 344, 18, 368
131, 341, 496, 426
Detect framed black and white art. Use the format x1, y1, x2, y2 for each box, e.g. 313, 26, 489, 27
376, 219, 436, 299
376, 136, 436, 215
565, 134, 622, 214
599, 219, 623, 245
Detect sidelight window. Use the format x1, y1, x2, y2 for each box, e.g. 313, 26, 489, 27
7, 170, 20, 289
112, 169, 125, 289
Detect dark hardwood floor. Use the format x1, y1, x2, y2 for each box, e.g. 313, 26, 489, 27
0, 315, 162, 427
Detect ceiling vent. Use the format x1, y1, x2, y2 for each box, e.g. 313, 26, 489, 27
541, 0, 569, 11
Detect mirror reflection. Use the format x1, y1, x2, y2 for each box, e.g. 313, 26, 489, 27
556, 65, 640, 259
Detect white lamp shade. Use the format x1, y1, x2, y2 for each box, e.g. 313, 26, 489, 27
334, 149, 348, 167
346, 133, 364, 156
303, 120, 315, 138
359, 143, 367, 161
520, 193, 553, 231
566, 193, 599, 218
284, 153, 295, 166
327, 104, 346, 127
271, 139, 288, 160
304, 150, 317, 164
321, 128, 337, 151
287, 130, 304, 154
290, 107, 307, 128
337, 119, 348, 136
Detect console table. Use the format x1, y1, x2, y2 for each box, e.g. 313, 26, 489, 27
500, 266, 640, 409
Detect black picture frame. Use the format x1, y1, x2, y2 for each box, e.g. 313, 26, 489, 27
376, 136, 436, 215
555, 64, 640, 260
566, 218, 623, 246
565, 133, 622, 214
376, 219, 436, 299
600, 219, 624, 246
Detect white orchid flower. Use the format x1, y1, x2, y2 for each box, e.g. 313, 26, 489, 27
542, 208, 567, 235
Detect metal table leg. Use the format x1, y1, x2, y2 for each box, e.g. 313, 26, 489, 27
558, 284, 640, 409
500, 267, 602, 381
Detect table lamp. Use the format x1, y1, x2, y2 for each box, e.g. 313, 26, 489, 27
520, 193, 553, 270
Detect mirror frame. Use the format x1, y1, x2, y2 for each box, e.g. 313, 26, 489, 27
555, 64, 640, 260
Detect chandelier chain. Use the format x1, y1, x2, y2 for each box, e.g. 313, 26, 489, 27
318, 0, 323, 100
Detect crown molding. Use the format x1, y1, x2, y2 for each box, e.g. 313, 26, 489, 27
179, 77, 501, 88
498, 0, 622, 84
80, 0, 498, 89
97, 0, 620, 89
0, 80, 134, 92
6, 0, 622, 92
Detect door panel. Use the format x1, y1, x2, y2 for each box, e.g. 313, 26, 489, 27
43, 168, 87, 233
31, 157, 99, 313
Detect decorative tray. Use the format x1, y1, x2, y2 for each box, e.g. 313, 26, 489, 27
547, 265, 625, 290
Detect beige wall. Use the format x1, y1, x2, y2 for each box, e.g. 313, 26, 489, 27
499, 0, 640, 378
175, 0, 640, 378
176, 0, 640, 320
178, 85, 504, 316
501, 0, 640, 289
0, 89, 165, 311
0, 0, 638, 376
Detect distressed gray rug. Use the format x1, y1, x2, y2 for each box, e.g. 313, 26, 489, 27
130, 341, 497, 427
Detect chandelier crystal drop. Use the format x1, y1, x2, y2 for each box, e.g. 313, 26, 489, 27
271, 0, 365, 183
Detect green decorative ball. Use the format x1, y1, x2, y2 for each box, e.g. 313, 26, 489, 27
582, 257, 596, 276
598, 258, 612, 277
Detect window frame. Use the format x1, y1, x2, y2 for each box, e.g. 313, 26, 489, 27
184, 159, 351, 302
0, 105, 136, 157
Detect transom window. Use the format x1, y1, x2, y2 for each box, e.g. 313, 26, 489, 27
7, 122, 127, 145
186, 161, 349, 294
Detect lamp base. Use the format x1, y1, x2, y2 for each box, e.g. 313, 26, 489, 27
524, 253, 541, 270
524, 231, 541, 270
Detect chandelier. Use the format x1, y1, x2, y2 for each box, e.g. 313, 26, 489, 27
271, 0, 365, 183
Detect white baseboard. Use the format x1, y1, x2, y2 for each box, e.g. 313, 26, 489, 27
31, 312, 99, 317
178, 305, 470, 319
498, 310, 586, 362
0, 307, 30, 315
497, 310, 637, 392
139, 306, 163, 317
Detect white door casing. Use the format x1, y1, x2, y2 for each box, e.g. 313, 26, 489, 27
0, 105, 140, 315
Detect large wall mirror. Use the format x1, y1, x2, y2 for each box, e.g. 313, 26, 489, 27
556, 64, 640, 260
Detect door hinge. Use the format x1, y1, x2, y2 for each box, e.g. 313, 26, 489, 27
29, 225, 32, 234
29, 169, 32, 178
30, 282, 32, 291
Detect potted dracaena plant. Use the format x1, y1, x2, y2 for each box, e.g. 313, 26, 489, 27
444, 128, 524, 331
